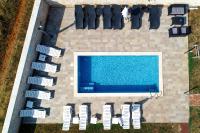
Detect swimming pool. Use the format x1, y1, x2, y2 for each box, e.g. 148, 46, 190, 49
74, 52, 163, 97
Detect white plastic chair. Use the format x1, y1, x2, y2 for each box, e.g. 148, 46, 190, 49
26, 101, 34, 108
36, 44, 61, 58
90, 116, 97, 124
25, 90, 51, 100
122, 7, 129, 20
32, 62, 57, 73
20, 109, 46, 118
72, 116, 79, 124
103, 105, 111, 130
112, 117, 119, 124
27, 76, 54, 87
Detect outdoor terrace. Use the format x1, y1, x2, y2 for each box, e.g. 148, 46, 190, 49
23, 6, 189, 124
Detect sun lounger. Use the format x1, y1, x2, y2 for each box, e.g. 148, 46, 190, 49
25, 90, 51, 100
96, 5, 102, 16
62, 106, 72, 131
112, 5, 122, 29
168, 4, 188, 15
121, 104, 130, 129
20, 109, 46, 118
79, 105, 88, 130
118, 117, 123, 126
169, 26, 191, 37
27, 76, 54, 87
132, 104, 141, 129
149, 6, 161, 29
85, 5, 96, 29
31, 62, 57, 73
130, 5, 142, 29
75, 5, 84, 29
36, 44, 61, 58
103, 105, 112, 130
103, 5, 112, 29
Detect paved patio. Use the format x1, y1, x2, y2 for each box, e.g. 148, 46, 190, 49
24, 6, 189, 123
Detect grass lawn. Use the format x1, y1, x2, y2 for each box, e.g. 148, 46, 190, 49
189, 106, 200, 133
187, 8, 200, 133
19, 123, 181, 133
188, 7, 200, 93
0, 0, 34, 130
188, 52, 200, 93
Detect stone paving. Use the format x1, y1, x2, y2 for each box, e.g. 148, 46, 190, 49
24, 6, 189, 123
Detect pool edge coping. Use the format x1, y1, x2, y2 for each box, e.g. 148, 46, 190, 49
73, 52, 163, 97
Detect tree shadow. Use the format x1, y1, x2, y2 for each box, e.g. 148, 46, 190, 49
58, 22, 75, 33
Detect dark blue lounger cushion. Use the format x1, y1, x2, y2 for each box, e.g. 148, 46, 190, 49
149, 6, 161, 29
75, 5, 84, 29
86, 5, 96, 29
103, 5, 112, 29
131, 6, 142, 29
112, 5, 122, 29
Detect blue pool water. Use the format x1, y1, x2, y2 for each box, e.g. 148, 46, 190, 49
78, 56, 159, 93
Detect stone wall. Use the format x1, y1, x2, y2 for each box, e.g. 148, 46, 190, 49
2, 0, 49, 133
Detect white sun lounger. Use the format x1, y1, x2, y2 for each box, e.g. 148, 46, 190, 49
103, 105, 112, 130
32, 62, 57, 73
62, 106, 72, 131
132, 104, 141, 129
79, 105, 88, 130
27, 76, 54, 87
121, 104, 130, 129
25, 90, 51, 100
20, 109, 46, 118
36, 44, 61, 58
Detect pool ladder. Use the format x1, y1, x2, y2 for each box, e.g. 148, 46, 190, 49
149, 89, 162, 99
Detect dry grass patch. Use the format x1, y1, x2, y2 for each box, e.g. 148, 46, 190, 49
188, 8, 200, 46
